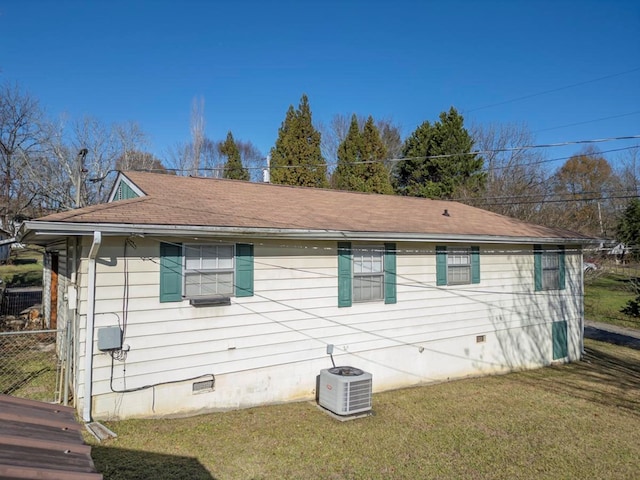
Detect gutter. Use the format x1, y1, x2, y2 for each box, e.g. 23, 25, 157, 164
82, 231, 102, 423
21, 221, 593, 246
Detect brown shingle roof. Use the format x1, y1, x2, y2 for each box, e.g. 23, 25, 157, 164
33, 171, 587, 241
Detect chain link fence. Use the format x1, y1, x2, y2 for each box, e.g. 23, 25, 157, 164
0, 329, 62, 403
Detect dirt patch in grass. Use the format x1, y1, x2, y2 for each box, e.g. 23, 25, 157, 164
89, 339, 640, 480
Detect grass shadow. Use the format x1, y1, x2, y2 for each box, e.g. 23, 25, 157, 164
513, 340, 640, 416
91, 445, 215, 480
1, 366, 51, 395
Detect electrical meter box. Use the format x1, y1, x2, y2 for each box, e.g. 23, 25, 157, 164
97, 326, 122, 351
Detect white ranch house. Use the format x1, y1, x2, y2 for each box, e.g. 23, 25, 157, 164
20, 171, 589, 421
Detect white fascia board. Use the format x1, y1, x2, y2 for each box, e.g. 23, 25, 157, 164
21, 220, 591, 246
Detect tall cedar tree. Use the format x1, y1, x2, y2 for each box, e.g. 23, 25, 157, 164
395, 107, 485, 198
219, 131, 249, 181
617, 198, 640, 260
333, 115, 393, 194
270, 95, 328, 188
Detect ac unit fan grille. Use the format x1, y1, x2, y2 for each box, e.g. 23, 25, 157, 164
342, 378, 372, 412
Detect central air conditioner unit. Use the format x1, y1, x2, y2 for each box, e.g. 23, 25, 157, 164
318, 366, 372, 416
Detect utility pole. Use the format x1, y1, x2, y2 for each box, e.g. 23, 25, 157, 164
76, 148, 88, 208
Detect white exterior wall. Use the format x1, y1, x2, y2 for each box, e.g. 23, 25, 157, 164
73, 237, 583, 420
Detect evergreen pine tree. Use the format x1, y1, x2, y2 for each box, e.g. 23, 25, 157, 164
332, 115, 393, 194
269, 95, 328, 188
359, 116, 393, 194
395, 107, 485, 198
332, 114, 362, 190
219, 131, 249, 181
617, 198, 640, 260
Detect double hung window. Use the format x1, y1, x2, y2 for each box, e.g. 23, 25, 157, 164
542, 250, 560, 290
447, 248, 472, 285
159, 242, 254, 303
353, 246, 384, 302
534, 245, 565, 291
337, 242, 396, 307
436, 246, 480, 286
184, 244, 234, 297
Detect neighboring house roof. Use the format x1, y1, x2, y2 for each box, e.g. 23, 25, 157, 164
0, 394, 102, 479
21, 171, 590, 244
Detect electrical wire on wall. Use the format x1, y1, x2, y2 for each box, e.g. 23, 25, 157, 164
107, 236, 216, 394
108, 351, 215, 394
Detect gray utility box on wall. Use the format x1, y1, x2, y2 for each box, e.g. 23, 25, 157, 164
97, 326, 122, 351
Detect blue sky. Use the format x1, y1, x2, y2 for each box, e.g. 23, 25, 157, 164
1, 0, 639, 170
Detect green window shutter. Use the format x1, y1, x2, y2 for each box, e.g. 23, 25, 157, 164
552, 320, 568, 359
235, 243, 254, 297
534, 244, 543, 292
338, 242, 352, 307
384, 243, 397, 304
160, 242, 183, 302
471, 246, 480, 284
558, 245, 566, 290
436, 246, 447, 286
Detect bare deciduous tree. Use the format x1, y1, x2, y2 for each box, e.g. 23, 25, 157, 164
236, 139, 264, 182
0, 83, 43, 231
320, 113, 402, 171
616, 146, 640, 196
190, 96, 205, 176
466, 122, 550, 224
23, 116, 153, 211
550, 146, 619, 236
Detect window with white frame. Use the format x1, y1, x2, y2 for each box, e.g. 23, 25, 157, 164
183, 244, 234, 297
353, 246, 384, 302
447, 248, 471, 285
542, 249, 560, 290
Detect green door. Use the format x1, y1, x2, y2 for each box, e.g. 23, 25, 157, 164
552, 321, 568, 360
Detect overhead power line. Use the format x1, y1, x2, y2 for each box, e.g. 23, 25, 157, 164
465, 67, 640, 113
471, 192, 640, 206
534, 110, 640, 133
395, 134, 640, 162
151, 134, 640, 175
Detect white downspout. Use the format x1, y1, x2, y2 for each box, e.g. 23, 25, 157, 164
83, 231, 102, 423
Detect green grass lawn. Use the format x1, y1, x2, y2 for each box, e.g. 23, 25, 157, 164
0, 246, 43, 286
584, 270, 640, 330
0, 332, 58, 402
89, 338, 640, 480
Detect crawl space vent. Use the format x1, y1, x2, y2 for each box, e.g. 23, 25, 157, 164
192, 379, 215, 393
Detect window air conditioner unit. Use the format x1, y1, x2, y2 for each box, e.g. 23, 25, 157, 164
318, 366, 372, 416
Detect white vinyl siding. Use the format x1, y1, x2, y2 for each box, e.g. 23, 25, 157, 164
79, 238, 582, 421
184, 244, 234, 297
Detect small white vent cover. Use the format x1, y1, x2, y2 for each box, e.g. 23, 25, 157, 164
318, 366, 372, 415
